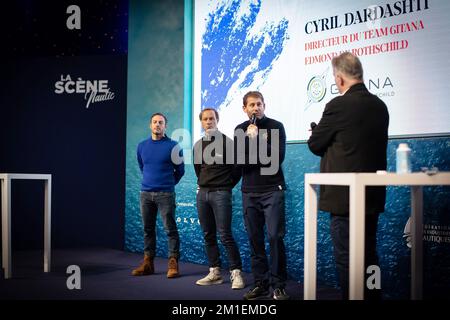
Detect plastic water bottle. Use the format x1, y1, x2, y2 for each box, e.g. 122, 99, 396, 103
396, 143, 411, 174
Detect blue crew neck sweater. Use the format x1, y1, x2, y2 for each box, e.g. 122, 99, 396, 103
137, 136, 185, 192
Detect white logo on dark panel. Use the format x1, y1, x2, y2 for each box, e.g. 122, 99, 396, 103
54, 74, 115, 109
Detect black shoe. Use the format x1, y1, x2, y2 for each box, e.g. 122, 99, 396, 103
273, 288, 290, 300
243, 285, 269, 300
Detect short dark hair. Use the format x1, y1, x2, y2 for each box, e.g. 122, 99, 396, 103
243, 91, 265, 106
199, 108, 219, 121
150, 112, 168, 124
331, 52, 363, 81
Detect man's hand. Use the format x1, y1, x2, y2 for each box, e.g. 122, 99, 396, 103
246, 124, 258, 139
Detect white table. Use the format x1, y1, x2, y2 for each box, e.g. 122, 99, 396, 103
0, 173, 52, 279
304, 172, 450, 300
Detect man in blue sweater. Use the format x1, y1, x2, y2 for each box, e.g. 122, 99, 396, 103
132, 113, 185, 278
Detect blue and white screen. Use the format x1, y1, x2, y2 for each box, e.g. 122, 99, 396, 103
193, 0, 450, 142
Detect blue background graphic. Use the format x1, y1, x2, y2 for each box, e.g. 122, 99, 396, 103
201, 0, 289, 111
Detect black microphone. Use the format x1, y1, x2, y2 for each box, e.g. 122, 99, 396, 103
251, 114, 257, 125
310, 122, 317, 130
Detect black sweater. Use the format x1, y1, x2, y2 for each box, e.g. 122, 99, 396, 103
193, 131, 241, 190
234, 116, 286, 193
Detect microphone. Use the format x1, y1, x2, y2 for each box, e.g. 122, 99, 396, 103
310, 122, 317, 130
250, 114, 257, 125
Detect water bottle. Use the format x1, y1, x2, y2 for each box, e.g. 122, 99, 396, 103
396, 143, 411, 174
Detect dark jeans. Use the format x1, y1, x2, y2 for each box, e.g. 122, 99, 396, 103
196, 189, 242, 271
242, 190, 287, 290
330, 213, 382, 300
140, 191, 179, 259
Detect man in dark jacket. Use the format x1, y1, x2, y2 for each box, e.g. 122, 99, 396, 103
193, 108, 245, 290
308, 52, 389, 299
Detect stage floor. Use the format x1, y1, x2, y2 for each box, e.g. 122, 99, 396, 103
0, 248, 339, 300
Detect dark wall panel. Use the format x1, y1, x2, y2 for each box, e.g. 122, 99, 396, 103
0, 1, 128, 250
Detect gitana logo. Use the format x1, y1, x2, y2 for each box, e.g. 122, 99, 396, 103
54, 74, 115, 109
304, 67, 329, 111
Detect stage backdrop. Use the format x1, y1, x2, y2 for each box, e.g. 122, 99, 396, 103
125, 0, 450, 299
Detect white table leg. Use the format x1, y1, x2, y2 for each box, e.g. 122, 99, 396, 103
349, 180, 365, 300
411, 186, 423, 300
44, 178, 51, 273
304, 181, 318, 300
1, 177, 12, 279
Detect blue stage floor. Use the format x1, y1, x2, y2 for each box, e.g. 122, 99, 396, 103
0, 248, 341, 300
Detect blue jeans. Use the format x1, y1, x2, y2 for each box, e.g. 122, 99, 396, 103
242, 190, 287, 290
196, 189, 242, 271
140, 191, 179, 259
330, 213, 381, 300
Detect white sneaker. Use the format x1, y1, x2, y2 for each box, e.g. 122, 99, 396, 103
230, 269, 245, 289
196, 267, 223, 286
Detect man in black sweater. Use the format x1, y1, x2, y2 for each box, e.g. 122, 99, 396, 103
193, 108, 244, 290
234, 91, 289, 300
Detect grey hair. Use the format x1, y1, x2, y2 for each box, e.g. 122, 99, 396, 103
332, 52, 363, 81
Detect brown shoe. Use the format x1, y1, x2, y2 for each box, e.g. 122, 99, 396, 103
131, 255, 154, 276
167, 257, 179, 278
